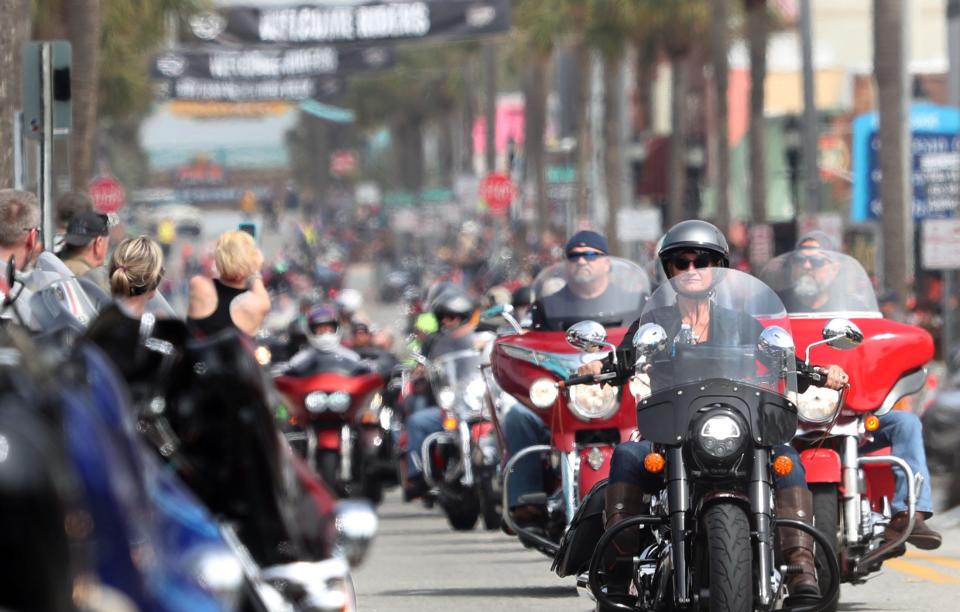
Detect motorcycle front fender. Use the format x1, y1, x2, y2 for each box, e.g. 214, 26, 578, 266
316, 427, 342, 451
799, 447, 842, 484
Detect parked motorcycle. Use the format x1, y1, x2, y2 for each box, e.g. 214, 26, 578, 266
762, 251, 933, 594
582, 267, 839, 612
274, 349, 391, 503
418, 343, 501, 530
489, 257, 650, 554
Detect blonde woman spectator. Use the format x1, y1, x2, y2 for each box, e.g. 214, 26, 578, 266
188, 230, 270, 337
108, 236, 165, 317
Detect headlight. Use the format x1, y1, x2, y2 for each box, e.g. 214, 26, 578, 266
529, 377, 559, 408
463, 377, 487, 412
437, 386, 456, 410
327, 391, 351, 413
255, 345, 272, 365
695, 414, 746, 459
569, 384, 618, 421
305, 391, 328, 412
796, 386, 841, 424
187, 548, 244, 610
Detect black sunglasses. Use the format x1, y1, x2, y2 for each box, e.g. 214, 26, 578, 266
669, 253, 719, 270
566, 250, 605, 262
793, 254, 830, 269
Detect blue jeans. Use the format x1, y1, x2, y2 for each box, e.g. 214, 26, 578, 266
502, 404, 551, 508
405, 407, 443, 479
860, 410, 933, 515
610, 441, 807, 491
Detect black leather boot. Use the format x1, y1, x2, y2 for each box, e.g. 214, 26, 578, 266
602, 482, 647, 604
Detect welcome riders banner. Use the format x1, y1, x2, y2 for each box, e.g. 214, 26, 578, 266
186, 0, 511, 45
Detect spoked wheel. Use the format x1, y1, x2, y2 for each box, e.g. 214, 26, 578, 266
702, 503, 752, 612
811, 483, 841, 612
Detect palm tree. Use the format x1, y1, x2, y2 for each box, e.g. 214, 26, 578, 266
745, 0, 768, 224
711, 0, 731, 231
0, 0, 32, 186
873, 0, 911, 303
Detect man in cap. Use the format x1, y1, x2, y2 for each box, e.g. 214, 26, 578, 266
59, 210, 111, 293
530, 230, 628, 330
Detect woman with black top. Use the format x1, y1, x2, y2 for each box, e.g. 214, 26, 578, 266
187, 230, 270, 337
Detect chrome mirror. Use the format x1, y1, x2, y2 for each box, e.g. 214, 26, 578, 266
565, 320, 608, 352
822, 318, 863, 350
757, 326, 795, 374
333, 500, 378, 567
632, 323, 668, 360
479, 303, 522, 334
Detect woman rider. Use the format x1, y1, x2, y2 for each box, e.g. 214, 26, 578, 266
580, 220, 848, 605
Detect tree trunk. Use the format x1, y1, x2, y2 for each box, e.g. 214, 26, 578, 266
460, 56, 477, 174
66, 0, 102, 188
393, 118, 425, 195
483, 42, 498, 173
603, 52, 625, 257
524, 51, 550, 238
667, 53, 689, 227
0, 0, 31, 186
711, 0, 731, 230
438, 113, 455, 187
873, 0, 911, 303
574, 38, 593, 221
747, 0, 768, 224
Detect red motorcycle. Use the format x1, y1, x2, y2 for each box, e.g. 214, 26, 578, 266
762, 250, 933, 591
274, 351, 391, 503
488, 257, 651, 555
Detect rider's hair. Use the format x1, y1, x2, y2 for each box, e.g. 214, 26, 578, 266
215, 230, 259, 283
109, 236, 164, 298
0, 189, 40, 247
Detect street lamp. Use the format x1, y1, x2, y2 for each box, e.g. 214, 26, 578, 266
783, 115, 802, 214
685, 139, 706, 219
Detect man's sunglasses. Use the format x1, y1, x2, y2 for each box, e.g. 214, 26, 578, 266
669, 253, 720, 270
566, 250, 605, 262
792, 254, 830, 269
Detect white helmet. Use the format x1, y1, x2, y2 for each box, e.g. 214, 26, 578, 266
335, 288, 363, 314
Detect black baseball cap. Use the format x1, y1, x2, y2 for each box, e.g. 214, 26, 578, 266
64, 211, 109, 246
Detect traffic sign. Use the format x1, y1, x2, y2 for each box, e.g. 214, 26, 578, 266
921, 218, 960, 270
89, 175, 126, 213
479, 172, 515, 214
330, 149, 357, 177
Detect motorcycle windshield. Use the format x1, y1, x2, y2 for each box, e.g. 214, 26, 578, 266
759, 249, 880, 318
428, 349, 486, 415
635, 267, 798, 398
531, 257, 651, 331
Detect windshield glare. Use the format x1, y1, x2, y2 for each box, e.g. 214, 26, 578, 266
760, 250, 880, 317
429, 349, 482, 389
531, 257, 651, 331
633, 267, 797, 398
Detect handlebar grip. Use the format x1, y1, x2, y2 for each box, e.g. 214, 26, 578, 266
560, 371, 618, 388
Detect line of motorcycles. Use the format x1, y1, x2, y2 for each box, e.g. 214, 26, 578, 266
395, 250, 935, 612
0, 253, 377, 612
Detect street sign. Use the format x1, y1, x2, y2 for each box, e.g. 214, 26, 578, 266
330, 149, 358, 177
617, 207, 662, 242
921, 218, 960, 270
852, 103, 960, 222
479, 172, 515, 214
21, 40, 72, 140
89, 176, 126, 213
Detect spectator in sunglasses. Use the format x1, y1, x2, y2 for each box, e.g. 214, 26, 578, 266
530, 230, 633, 330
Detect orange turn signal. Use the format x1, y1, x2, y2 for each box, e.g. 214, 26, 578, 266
442, 416, 458, 431
864, 415, 880, 431
772, 455, 794, 477
360, 412, 380, 425
643, 452, 666, 474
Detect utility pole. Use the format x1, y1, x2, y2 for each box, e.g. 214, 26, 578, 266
483, 42, 497, 174
944, 0, 959, 363
799, 0, 821, 215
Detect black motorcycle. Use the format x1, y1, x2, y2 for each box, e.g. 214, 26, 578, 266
555, 268, 839, 612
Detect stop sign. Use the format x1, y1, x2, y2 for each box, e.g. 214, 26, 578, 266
479, 173, 515, 214
89, 176, 126, 214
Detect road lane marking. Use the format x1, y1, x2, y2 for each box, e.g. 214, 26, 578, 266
885, 558, 960, 584
904, 550, 960, 572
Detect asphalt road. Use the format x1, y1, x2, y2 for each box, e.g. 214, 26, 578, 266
354, 490, 960, 611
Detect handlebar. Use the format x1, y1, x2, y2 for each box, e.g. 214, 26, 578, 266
559, 371, 618, 388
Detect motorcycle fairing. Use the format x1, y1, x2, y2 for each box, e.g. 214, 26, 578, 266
636, 380, 798, 447
800, 448, 843, 484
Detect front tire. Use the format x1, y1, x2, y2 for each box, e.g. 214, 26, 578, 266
443, 487, 480, 531
316, 449, 340, 491
811, 483, 841, 611
703, 503, 752, 612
